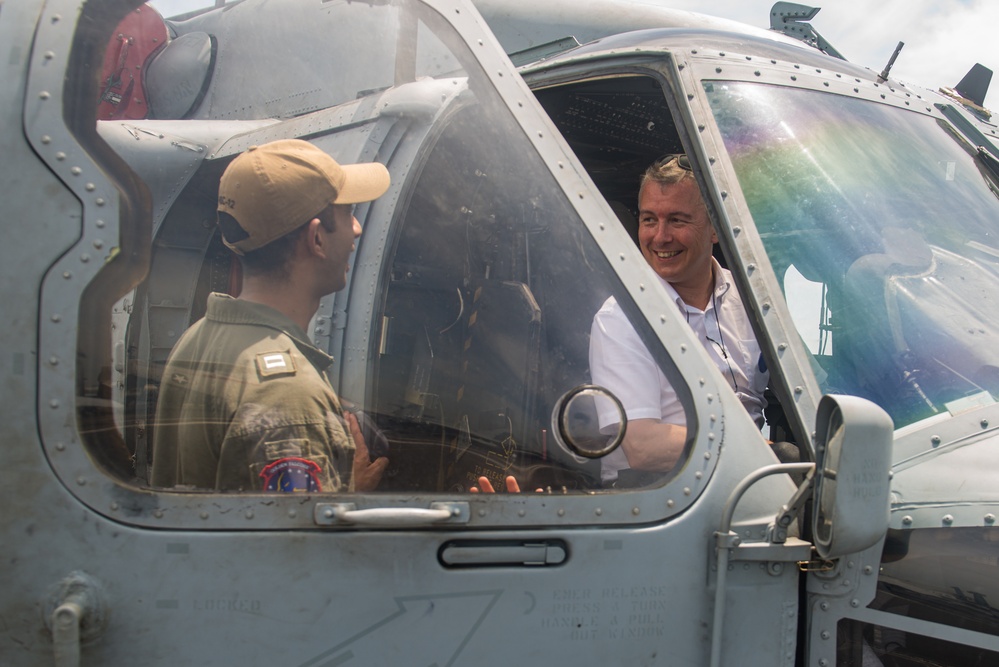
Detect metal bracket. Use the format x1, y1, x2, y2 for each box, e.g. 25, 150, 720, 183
769, 2, 845, 60
730, 537, 813, 563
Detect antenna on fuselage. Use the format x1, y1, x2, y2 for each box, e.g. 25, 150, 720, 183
877, 41, 904, 84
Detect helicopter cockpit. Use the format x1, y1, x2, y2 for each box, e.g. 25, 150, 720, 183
518, 42, 999, 440
19, 0, 999, 663
80, 0, 714, 498
71, 0, 999, 508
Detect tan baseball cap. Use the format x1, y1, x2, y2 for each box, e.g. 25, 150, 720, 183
217, 139, 391, 254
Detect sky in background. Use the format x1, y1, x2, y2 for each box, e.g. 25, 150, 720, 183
665, 0, 998, 112
148, 0, 998, 111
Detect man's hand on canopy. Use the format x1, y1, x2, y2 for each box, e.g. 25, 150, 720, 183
346, 410, 389, 492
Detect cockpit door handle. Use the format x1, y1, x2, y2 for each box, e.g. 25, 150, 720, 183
46, 573, 107, 667
52, 601, 82, 667
439, 540, 568, 567
314, 502, 469, 526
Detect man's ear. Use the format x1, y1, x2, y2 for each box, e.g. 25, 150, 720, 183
304, 218, 326, 257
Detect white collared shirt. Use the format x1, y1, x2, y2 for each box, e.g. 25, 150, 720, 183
589, 259, 768, 481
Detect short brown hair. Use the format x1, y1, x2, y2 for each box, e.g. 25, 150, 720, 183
640, 154, 694, 190
234, 218, 311, 279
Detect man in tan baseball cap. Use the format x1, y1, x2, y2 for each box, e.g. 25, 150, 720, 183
152, 139, 391, 494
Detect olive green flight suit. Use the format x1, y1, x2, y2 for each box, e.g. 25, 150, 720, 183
151, 293, 355, 492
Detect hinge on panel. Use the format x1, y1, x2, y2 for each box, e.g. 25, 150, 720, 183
332, 308, 347, 330
797, 558, 836, 572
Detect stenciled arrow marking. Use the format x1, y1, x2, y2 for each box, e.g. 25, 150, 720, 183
298, 590, 503, 667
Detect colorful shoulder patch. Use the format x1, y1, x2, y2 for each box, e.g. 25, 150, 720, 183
259, 457, 323, 492
255, 351, 296, 379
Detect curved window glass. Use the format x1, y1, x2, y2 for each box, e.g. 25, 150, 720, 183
706, 82, 999, 429
366, 99, 622, 492
71, 0, 695, 499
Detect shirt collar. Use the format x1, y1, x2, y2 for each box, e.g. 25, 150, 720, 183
204, 293, 334, 369
656, 257, 732, 313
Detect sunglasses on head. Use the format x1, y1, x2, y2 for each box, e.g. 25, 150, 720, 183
654, 154, 692, 171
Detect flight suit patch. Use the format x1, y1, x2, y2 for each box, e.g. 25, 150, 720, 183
259, 457, 324, 492
255, 351, 296, 378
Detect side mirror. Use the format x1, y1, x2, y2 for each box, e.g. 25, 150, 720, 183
551, 385, 626, 459
812, 395, 894, 560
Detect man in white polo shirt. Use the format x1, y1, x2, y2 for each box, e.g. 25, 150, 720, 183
590, 155, 769, 485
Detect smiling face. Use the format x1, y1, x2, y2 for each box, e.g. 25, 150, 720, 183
637, 178, 717, 309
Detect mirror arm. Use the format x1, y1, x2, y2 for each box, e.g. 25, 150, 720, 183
768, 466, 817, 545
718, 462, 815, 537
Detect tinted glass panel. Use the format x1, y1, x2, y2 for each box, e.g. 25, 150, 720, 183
706, 82, 999, 429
